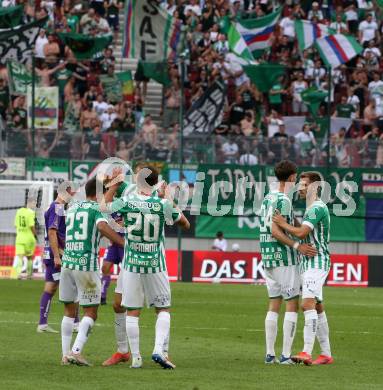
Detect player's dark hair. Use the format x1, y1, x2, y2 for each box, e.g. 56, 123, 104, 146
85, 177, 104, 197
141, 165, 159, 187
300, 171, 321, 184
274, 160, 297, 182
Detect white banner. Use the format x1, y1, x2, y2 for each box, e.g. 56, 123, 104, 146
0, 157, 25, 177
27, 86, 59, 129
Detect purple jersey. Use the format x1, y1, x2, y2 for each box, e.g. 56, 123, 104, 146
43, 201, 66, 264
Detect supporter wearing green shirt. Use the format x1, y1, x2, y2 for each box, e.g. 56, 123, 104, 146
334, 96, 355, 118
269, 77, 286, 113
66, 9, 79, 33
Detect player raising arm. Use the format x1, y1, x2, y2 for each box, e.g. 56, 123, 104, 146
260, 160, 317, 365
273, 171, 333, 366
60, 178, 125, 366
14, 199, 37, 279
103, 165, 190, 370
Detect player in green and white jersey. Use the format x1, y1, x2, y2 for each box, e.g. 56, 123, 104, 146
59, 178, 125, 366
104, 165, 190, 370
260, 161, 317, 365
273, 171, 333, 366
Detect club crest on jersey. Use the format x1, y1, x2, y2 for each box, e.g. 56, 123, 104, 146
152, 203, 161, 212
150, 258, 159, 267
274, 252, 282, 260
79, 257, 87, 266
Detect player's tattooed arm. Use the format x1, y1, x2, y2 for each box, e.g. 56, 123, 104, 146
273, 212, 311, 240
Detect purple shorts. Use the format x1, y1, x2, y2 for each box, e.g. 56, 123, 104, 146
44, 259, 61, 283
104, 245, 124, 265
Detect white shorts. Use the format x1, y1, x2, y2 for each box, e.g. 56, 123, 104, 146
121, 271, 171, 309
115, 268, 124, 295
59, 268, 101, 306
301, 268, 329, 303
264, 265, 300, 301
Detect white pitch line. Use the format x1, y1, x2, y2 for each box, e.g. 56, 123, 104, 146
0, 320, 380, 336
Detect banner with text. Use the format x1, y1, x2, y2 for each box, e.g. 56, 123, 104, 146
27, 158, 69, 188
189, 251, 369, 287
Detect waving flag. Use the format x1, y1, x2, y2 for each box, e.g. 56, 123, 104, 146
295, 20, 334, 51
0, 17, 48, 64
227, 24, 254, 62
123, 0, 181, 61
236, 8, 281, 58
315, 34, 362, 68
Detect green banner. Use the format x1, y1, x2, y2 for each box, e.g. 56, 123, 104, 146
70, 160, 99, 184
99, 74, 123, 104
195, 164, 366, 242
198, 164, 266, 215
57, 33, 113, 60
0, 5, 23, 29
6, 60, 32, 95
27, 158, 69, 188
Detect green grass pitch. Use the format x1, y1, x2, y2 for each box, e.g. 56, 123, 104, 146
0, 279, 382, 390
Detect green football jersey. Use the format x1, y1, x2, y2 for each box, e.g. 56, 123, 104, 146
300, 200, 331, 272
110, 192, 181, 274
62, 201, 107, 272
260, 191, 297, 268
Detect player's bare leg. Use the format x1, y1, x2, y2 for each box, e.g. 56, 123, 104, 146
102, 292, 131, 366
265, 298, 281, 364
126, 309, 142, 368
68, 306, 98, 366
312, 302, 333, 365
292, 298, 317, 365
152, 308, 175, 369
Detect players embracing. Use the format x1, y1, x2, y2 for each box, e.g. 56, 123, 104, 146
103, 165, 190, 369
272, 171, 333, 365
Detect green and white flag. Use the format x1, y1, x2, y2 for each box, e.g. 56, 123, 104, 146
227, 24, 254, 63
0, 16, 48, 64
7, 60, 33, 95
122, 0, 181, 60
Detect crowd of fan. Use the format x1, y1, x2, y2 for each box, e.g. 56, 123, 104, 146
0, 0, 383, 167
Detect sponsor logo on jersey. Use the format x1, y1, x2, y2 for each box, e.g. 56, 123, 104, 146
128, 200, 157, 210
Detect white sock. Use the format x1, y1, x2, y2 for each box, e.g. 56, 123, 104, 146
303, 310, 318, 355
163, 330, 170, 355
126, 316, 140, 358
71, 316, 94, 354
115, 312, 129, 354
317, 312, 331, 357
282, 312, 298, 358
265, 311, 279, 356
153, 311, 170, 356
61, 316, 75, 356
